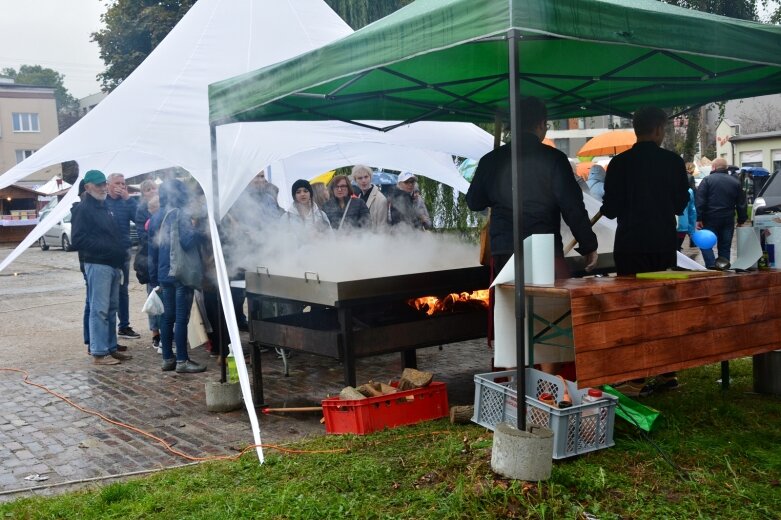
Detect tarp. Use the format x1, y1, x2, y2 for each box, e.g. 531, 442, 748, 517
209, 0, 781, 126
0, 0, 494, 464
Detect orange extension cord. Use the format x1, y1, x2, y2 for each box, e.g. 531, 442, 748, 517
0, 367, 347, 461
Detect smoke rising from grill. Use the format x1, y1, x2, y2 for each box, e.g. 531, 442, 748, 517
221, 211, 480, 282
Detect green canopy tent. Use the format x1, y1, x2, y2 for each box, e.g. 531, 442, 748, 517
208, 0, 781, 429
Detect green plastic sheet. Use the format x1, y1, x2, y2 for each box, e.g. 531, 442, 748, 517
603, 385, 661, 432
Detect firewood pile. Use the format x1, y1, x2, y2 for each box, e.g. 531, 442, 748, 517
338, 368, 434, 400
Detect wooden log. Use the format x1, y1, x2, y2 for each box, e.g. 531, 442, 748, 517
339, 386, 366, 400
397, 368, 434, 391
356, 383, 384, 397
449, 405, 474, 424
378, 382, 398, 395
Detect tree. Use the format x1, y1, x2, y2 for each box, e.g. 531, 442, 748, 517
91, 0, 197, 92
323, 0, 414, 28
1, 65, 79, 132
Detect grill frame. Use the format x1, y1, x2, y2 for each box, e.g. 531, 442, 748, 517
245, 265, 490, 405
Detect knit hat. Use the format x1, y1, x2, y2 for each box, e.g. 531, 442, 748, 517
291, 179, 313, 199
83, 169, 106, 185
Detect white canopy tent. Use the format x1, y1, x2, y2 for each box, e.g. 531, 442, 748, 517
0, 0, 496, 462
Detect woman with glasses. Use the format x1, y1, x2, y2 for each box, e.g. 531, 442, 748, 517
322, 174, 370, 230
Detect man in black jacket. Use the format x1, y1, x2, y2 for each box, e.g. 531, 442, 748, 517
695, 157, 749, 268
600, 106, 689, 396
71, 170, 133, 366
601, 106, 689, 275
466, 96, 598, 277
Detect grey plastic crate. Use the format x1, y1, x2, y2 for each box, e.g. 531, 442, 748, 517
472, 368, 617, 459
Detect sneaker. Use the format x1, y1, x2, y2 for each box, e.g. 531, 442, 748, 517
93, 355, 120, 366
654, 374, 679, 390
152, 335, 161, 349
156, 346, 163, 355
110, 351, 133, 361
161, 358, 176, 371
118, 327, 141, 339
176, 360, 207, 374
613, 380, 654, 398
116, 344, 128, 352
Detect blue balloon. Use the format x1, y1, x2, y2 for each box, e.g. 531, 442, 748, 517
692, 229, 717, 249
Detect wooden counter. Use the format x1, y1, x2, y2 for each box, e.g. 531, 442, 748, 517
519, 271, 781, 388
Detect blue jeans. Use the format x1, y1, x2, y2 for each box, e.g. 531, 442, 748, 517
82, 271, 90, 347
700, 218, 735, 268
118, 252, 130, 329
84, 263, 120, 357
160, 282, 193, 362
146, 284, 161, 333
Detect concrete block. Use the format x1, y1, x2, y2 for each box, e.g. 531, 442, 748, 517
491, 422, 554, 481
205, 381, 242, 413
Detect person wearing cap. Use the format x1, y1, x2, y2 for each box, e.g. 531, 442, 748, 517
388, 172, 433, 230
71, 170, 133, 366
322, 174, 370, 231
351, 165, 388, 230
285, 179, 330, 232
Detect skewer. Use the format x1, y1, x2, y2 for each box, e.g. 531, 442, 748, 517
563, 210, 603, 255
261, 406, 323, 414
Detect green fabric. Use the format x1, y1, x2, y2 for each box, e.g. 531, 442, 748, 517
209, 0, 781, 125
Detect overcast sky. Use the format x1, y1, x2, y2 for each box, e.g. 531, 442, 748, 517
0, 0, 106, 99
0, 0, 778, 101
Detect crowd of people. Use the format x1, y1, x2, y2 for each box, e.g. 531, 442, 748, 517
69, 99, 750, 398
70, 166, 433, 371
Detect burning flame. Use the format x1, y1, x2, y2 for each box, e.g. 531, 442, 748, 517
409, 290, 489, 316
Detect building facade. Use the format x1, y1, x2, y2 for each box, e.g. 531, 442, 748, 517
0, 78, 61, 181
716, 119, 781, 173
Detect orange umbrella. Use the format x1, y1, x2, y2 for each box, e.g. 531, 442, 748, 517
542, 137, 555, 148
577, 130, 636, 157
576, 161, 593, 180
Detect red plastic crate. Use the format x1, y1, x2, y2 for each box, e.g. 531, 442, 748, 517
322, 382, 449, 435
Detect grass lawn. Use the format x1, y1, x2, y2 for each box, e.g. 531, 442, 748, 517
2, 359, 779, 519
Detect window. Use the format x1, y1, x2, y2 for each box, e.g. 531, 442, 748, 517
740, 150, 762, 168
15, 149, 36, 163
12, 112, 40, 132
773, 150, 781, 174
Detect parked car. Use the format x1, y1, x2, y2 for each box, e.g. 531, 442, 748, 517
38, 208, 73, 251
752, 170, 781, 216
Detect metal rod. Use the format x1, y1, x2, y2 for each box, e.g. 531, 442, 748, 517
508, 29, 526, 431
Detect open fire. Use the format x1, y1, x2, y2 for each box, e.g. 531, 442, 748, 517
408, 290, 489, 316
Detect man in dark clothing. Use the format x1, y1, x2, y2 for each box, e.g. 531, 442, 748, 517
388, 172, 433, 230
71, 170, 133, 366
466, 96, 598, 276
105, 173, 141, 340
601, 106, 689, 275
695, 157, 749, 268
600, 106, 689, 397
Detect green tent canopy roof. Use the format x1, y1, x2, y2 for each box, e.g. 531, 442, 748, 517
209, 0, 781, 127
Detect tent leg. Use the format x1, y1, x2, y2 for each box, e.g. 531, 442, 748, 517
508, 29, 526, 431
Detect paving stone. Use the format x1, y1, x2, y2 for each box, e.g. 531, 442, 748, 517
0, 251, 491, 499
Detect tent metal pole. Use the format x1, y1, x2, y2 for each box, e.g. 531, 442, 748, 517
507, 29, 526, 431
210, 123, 228, 384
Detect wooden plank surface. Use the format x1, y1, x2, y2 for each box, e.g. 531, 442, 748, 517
521, 271, 781, 388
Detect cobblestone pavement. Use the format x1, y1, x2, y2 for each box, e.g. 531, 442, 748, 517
0, 246, 491, 500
